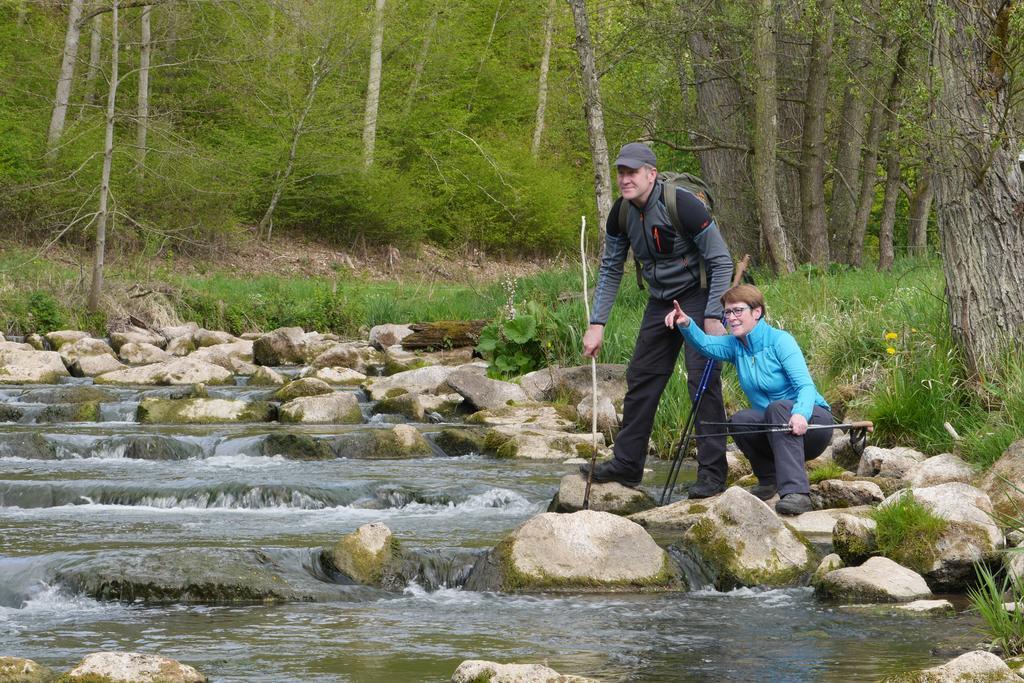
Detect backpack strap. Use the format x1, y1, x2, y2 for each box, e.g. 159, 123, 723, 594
663, 181, 708, 290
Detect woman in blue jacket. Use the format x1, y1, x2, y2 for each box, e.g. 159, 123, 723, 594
664, 284, 833, 515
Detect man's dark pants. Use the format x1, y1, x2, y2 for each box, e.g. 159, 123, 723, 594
610, 289, 727, 484
730, 401, 834, 496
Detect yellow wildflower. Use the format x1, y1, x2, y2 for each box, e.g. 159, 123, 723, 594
886, 347, 896, 355
911, 328, 918, 333
885, 331, 898, 340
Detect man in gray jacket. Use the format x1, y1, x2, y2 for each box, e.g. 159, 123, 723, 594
580, 142, 733, 497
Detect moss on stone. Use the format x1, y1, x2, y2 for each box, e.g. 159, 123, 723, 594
331, 534, 400, 586
384, 388, 409, 399
482, 430, 518, 458
370, 429, 432, 458
434, 428, 485, 456
39, 401, 100, 422
261, 433, 334, 461
372, 394, 423, 420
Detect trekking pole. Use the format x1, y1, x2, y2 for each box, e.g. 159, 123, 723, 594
580, 215, 600, 510
659, 254, 751, 506
691, 420, 874, 456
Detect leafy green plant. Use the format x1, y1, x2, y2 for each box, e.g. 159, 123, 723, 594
870, 493, 948, 574
476, 300, 564, 379
808, 462, 846, 484
967, 561, 1024, 655
26, 291, 64, 333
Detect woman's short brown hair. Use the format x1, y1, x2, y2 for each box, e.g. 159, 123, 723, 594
721, 284, 765, 318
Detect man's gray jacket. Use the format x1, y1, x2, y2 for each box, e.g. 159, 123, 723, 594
590, 179, 733, 325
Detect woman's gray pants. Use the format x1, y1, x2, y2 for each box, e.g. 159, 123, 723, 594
730, 401, 834, 496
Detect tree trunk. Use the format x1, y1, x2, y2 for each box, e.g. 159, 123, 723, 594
931, 0, 1024, 377
774, 3, 807, 255
876, 142, 900, 271
799, 0, 835, 266
88, 0, 119, 313
849, 38, 904, 267
829, 2, 875, 258
82, 15, 103, 112
402, 1, 443, 117
46, 0, 85, 162
362, 0, 386, 170
687, 24, 759, 260
136, 4, 152, 171
258, 54, 330, 240
531, 0, 556, 159
751, 0, 795, 274
907, 171, 932, 257
568, 0, 612, 239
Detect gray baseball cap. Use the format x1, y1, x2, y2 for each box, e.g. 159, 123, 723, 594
614, 142, 657, 169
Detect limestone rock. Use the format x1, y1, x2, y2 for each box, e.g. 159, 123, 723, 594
194, 328, 238, 347
159, 322, 200, 342
832, 514, 878, 565
893, 599, 955, 614
810, 479, 884, 509
575, 393, 619, 434
279, 393, 363, 424
383, 345, 474, 374
25, 333, 45, 350
882, 650, 1018, 682
468, 404, 575, 432
71, 353, 126, 378
368, 323, 413, 350
137, 397, 275, 424
119, 341, 171, 364
857, 445, 928, 478
0, 349, 71, 384
979, 438, 1024, 518
302, 366, 366, 385
550, 474, 656, 515
253, 326, 307, 366
109, 326, 166, 351
373, 392, 429, 421
815, 556, 932, 602
726, 452, 753, 485
248, 365, 286, 386
518, 364, 627, 406
482, 427, 608, 460
66, 651, 206, 682
166, 335, 197, 356
464, 510, 677, 592
95, 358, 234, 386
273, 377, 334, 402
187, 341, 254, 372
451, 660, 599, 683
310, 341, 382, 373
0, 656, 54, 682
364, 365, 459, 401
328, 522, 401, 587
59, 337, 116, 365
784, 506, 874, 551
260, 433, 335, 461
45, 329, 90, 349
448, 367, 528, 411
629, 498, 719, 535
383, 424, 433, 457
434, 428, 486, 456
905, 453, 975, 488
811, 553, 844, 586
683, 487, 817, 589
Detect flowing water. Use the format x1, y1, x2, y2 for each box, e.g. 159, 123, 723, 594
0, 375, 983, 682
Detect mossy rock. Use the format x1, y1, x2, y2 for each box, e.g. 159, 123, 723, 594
18, 386, 117, 404
434, 428, 486, 456
273, 378, 333, 402
482, 430, 518, 458
0, 656, 56, 682
38, 401, 100, 423
372, 393, 424, 421
137, 398, 276, 424
261, 433, 335, 461
328, 523, 403, 588
371, 426, 432, 458
0, 404, 25, 422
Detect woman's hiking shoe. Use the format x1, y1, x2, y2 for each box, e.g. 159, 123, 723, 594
746, 481, 778, 501
775, 493, 812, 515
578, 460, 643, 488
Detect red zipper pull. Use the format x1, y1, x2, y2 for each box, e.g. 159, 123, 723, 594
653, 227, 661, 252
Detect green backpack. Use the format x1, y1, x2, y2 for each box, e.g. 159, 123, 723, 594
613, 172, 716, 290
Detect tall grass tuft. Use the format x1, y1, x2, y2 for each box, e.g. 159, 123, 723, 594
870, 493, 948, 574
967, 561, 1024, 656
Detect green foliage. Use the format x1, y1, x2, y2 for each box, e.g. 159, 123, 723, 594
960, 350, 1024, 469
26, 291, 64, 333
808, 462, 847, 484
477, 300, 565, 379
967, 561, 1024, 656
870, 493, 948, 574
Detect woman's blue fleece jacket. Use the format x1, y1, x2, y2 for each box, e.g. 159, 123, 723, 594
678, 318, 830, 419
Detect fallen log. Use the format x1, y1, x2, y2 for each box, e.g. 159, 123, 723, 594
401, 320, 488, 350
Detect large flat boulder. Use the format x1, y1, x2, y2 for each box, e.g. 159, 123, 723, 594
58, 336, 116, 365
906, 453, 975, 488
857, 445, 928, 478
447, 367, 528, 410
109, 325, 166, 351
65, 652, 207, 683
95, 357, 233, 386
364, 365, 459, 401
519, 364, 627, 406
550, 473, 656, 515
137, 397, 275, 424
45, 329, 90, 348
482, 427, 609, 460
253, 326, 307, 365
0, 349, 71, 384
309, 341, 382, 373
882, 650, 1019, 682
382, 345, 475, 374
452, 660, 599, 683
683, 486, 817, 589
278, 393, 363, 424
810, 479, 884, 509
463, 510, 678, 592
71, 352, 126, 377
273, 377, 334, 402
815, 556, 932, 603
118, 341, 171, 364
630, 497, 719, 535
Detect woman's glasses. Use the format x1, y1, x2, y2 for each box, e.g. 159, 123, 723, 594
722, 305, 750, 318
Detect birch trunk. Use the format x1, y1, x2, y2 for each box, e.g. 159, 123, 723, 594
931, 0, 1024, 377
258, 55, 330, 240
568, 0, 612, 240
136, 4, 152, 170
531, 0, 556, 159
83, 15, 103, 111
403, 1, 443, 117
752, 0, 794, 274
362, 0, 386, 170
88, 0, 119, 313
799, 0, 835, 266
907, 171, 932, 257
46, 0, 85, 162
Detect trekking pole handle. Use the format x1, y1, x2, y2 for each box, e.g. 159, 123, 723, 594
848, 420, 874, 432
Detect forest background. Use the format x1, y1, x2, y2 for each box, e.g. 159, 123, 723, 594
0, 0, 1021, 465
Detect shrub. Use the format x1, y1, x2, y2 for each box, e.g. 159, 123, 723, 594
870, 493, 948, 574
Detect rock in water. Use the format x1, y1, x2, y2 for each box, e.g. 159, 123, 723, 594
65, 651, 206, 682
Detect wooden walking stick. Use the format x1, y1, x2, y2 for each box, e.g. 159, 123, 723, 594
580, 215, 600, 510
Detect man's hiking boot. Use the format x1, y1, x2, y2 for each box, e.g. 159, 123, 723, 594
746, 480, 778, 501
775, 493, 813, 516
686, 476, 725, 499
579, 460, 643, 488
